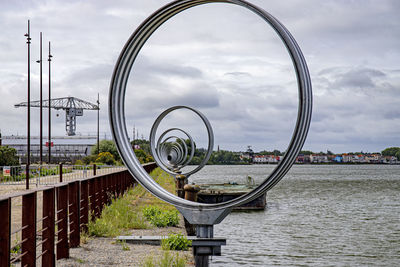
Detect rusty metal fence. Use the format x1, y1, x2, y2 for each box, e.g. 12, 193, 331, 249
0, 163, 157, 267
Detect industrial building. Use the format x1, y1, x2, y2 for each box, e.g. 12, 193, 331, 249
1, 135, 97, 163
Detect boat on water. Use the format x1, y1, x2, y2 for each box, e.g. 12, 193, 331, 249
197, 177, 266, 210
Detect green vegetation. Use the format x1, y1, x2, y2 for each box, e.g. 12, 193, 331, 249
81, 154, 97, 165
161, 233, 192, 251
91, 140, 120, 161
95, 151, 116, 165
117, 240, 131, 251
88, 168, 179, 237
10, 237, 21, 256
135, 149, 154, 164
382, 147, 400, 159
87, 190, 149, 236
259, 149, 283, 156
191, 149, 244, 165
0, 145, 19, 166
143, 251, 187, 267
142, 206, 179, 227
132, 139, 151, 155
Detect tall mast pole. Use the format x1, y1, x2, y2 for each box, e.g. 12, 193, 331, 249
36, 32, 43, 164
48, 41, 52, 163
24, 20, 31, 189
97, 93, 100, 154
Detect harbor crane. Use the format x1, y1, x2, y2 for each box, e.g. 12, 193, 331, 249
15, 97, 99, 136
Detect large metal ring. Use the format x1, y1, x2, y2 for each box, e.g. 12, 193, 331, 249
109, 0, 312, 210
150, 106, 213, 177
156, 128, 194, 170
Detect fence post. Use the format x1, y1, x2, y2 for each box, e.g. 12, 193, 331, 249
68, 181, 80, 248
93, 164, 96, 176
0, 198, 11, 266
80, 180, 89, 232
42, 187, 55, 266
22, 191, 37, 267
59, 163, 63, 183
56, 185, 69, 260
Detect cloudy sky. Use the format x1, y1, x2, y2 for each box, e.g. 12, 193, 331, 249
0, 0, 399, 153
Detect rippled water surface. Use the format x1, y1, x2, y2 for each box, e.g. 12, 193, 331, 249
188, 165, 400, 266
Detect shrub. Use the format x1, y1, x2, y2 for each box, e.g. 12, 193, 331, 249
143, 251, 187, 267
161, 233, 191, 251
82, 155, 97, 165
142, 206, 179, 227
74, 159, 84, 166
95, 152, 116, 165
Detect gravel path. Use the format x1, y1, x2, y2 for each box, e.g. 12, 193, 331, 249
58, 220, 195, 266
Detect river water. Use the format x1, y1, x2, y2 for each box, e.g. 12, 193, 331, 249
188, 164, 400, 266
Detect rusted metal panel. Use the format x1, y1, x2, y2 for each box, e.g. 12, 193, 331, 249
94, 177, 100, 218
80, 180, 89, 232
100, 176, 106, 212
56, 185, 69, 259
106, 175, 111, 205
68, 181, 80, 248
0, 198, 11, 266
88, 178, 96, 222
22, 191, 37, 267
42, 187, 55, 267
117, 173, 122, 196
142, 162, 157, 174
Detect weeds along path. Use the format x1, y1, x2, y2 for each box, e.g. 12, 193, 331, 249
58, 168, 194, 266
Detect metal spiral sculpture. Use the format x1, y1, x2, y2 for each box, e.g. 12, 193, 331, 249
109, 0, 312, 212
149, 106, 213, 177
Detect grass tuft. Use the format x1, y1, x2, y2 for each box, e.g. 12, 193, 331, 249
87, 168, 179, 237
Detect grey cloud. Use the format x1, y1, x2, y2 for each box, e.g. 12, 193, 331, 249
333, 68, 386, 89
223, 72, 252, 78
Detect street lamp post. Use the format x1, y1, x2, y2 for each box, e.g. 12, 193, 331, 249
48, 42, 52, 164
97, 93, 100, 155
24, 20, 31, 189
36, 32, 43, 164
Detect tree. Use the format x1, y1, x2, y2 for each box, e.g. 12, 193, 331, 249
91, 140, 120, 161
134, 149, 154, 164
273, 150, 282, 156
300, 150, 313, 155
131, 139, 151, 155
381, 147, 400, 157
0, 146, 19, 166
95, 152, 116, 165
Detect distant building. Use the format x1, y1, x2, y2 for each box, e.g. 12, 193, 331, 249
383, 156, 398, 164
240, 146, 254, 161
333, 155, 343, 163
3, 135, 97, 164
253, 155, 279, 164
364, 154, 381, 163
310, 154, 329, 163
